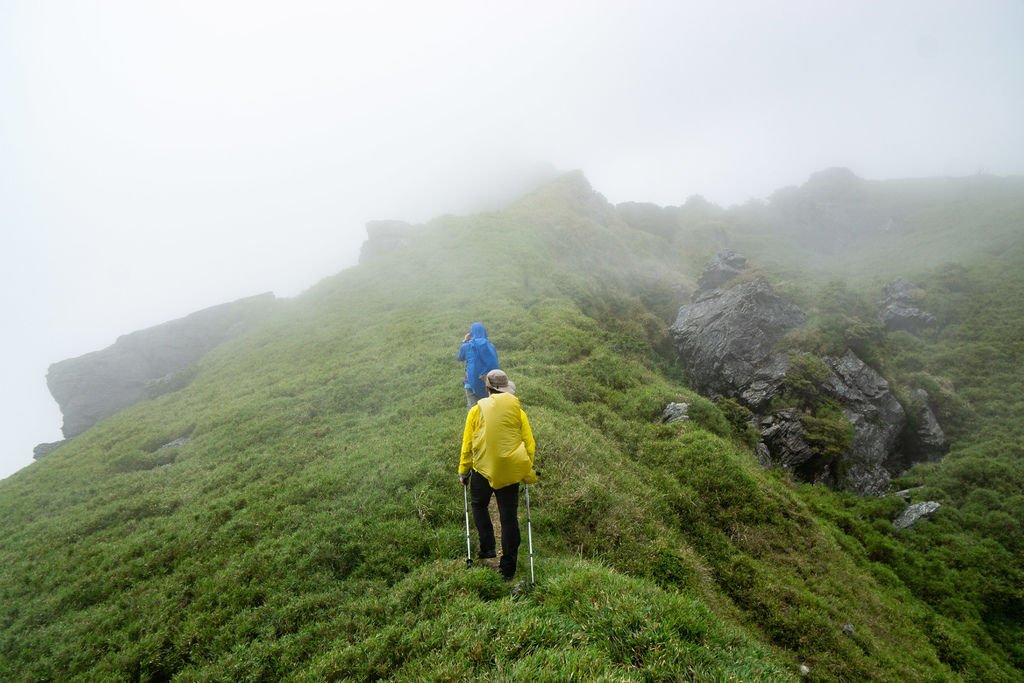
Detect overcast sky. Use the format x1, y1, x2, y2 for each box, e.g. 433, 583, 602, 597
1, 0, 1022, 480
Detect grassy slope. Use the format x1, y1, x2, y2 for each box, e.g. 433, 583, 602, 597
0, 173, 1019, 680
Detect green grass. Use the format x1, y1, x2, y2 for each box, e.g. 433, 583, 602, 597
1, 172, 1022, 680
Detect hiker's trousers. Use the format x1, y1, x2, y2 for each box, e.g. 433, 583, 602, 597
469, 470, 520, 579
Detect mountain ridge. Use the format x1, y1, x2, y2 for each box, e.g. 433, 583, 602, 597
4, 169, 1022, 680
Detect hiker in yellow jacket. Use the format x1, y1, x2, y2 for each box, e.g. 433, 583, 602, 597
458, 369, 537, 580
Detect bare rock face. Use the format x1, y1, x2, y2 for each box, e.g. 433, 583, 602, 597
820, 351, 907, 495
879, 278, 936, 334
32, 440, 67, 460
661, 402, 690, 423
904, 388, 948, 463
670, 278, 806, 410
751, 352, 907, 494
46, 293, 276, 438
695, 250, 748, 295
758, 410, 815, 470
668, 253, 930, 495
894, 501, 941, 529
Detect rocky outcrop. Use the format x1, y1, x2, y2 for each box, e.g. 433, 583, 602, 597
749, 352, 907, 494
758, 410, 815, 471
32, 440, 67, 460
695, 250, 747, 295
905, 388, 948, 462
820, 351, 907, 494
894, 501, 941, 529
661, 402, 690, 423
47, 293, 276, 438
670, 278, 805, 410
358, 220, 413, 264
879, 278, 936, 333
668, 253, 941, 495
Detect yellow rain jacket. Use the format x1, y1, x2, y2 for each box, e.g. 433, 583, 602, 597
459, 392, 537, 490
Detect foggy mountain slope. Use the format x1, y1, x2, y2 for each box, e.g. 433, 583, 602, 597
717, 169, 1024, 281
1, 172, 1022, 680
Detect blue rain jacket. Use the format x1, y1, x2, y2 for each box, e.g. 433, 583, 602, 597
458, 322, 499, 399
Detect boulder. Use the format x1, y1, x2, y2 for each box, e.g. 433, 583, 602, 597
879, 278, 936, 334
894, 501, 941, 529
695, 250, 747, 295
32, 440, 67, 460
821, 351, 907, 495
670, 278, 806, 410
47, 293, 275, 438
661, 402, 690, 424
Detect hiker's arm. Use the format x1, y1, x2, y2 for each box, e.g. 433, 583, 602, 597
459, 406, 479, 475
521, 410, 536, 466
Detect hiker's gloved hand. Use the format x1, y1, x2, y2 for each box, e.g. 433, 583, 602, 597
459, 473, 470, 486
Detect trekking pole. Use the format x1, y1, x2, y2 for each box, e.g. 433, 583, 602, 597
463, 482, 472, 568
525, 484, 535, 586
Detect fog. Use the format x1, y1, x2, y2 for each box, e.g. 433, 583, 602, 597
1, 1, 1022, 479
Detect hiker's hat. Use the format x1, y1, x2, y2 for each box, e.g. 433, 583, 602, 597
485, 369, 516, 395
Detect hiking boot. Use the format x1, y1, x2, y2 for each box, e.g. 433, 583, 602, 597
479, 557, 500, 572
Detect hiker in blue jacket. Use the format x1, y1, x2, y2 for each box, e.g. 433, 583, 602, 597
458, 322, 499, 409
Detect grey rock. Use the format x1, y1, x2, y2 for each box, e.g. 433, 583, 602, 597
668, 256, 931, 495
799, 663, 811, 676
842, 462, 893, 498
821, 351, 907, 495
907, 389, 947, 461
47, 293, 275, 438
661, 402, 690, 424
894, 501, 941, 529
879, 278, 936, 334
758, 410, 815, 470
842, 623, 855, 637
358, 220, 413, 263
751, 350, 907, 494
755, 442, 771, 467
695, 250, 747, 295
670, 278, 806, 410
33, 440, 67, 460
